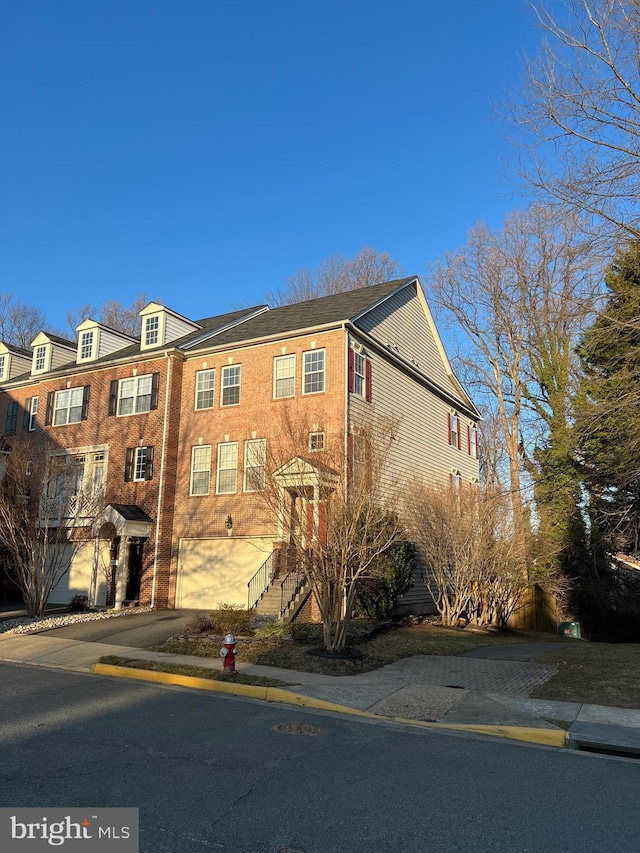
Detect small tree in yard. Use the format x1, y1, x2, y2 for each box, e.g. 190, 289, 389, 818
405, 481, 549, 627
259, 409, 404, 652
0, 436, 91, 617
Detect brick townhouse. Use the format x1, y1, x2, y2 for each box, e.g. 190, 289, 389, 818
0, 277, 480, 617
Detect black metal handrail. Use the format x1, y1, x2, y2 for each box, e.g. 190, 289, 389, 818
247, 552, 274, 610
279, 571, 306, 617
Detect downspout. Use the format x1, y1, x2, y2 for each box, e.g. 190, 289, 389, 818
343, 323, 350, 501
150, 351, 172, 608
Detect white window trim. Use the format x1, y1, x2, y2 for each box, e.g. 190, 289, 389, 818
117, 374, 153, 417
53, 388, 84, 426
450, 412, 460, 450
0, 354, 6, 381
29, 397, 38, 431
133, 447, 148, 482
78, 330, 96, 361
308, 431, 325, 452
33, 344, 49, 374
273, 354, 296, 399
195, 368, 215, 410
216, 441, 238, 494
302, 348, 326, 395
470, 425, 478, 459
220, 365, 241, 407
353, 352, 366, 398
243, 438, 266, 492
190, 445, 212, 496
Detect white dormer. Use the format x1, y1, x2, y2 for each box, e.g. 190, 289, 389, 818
30, 332, 75, 376
0, 342, 31, 383
139, 302, 201, 351
75, 319, 137, 364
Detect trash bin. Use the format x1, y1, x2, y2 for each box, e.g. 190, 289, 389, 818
557, 621, 581, 639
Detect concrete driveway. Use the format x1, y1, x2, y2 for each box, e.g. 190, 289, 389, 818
35, 609, 197, 649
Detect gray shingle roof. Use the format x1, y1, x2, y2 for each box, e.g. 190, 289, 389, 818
184, 278, 415, 351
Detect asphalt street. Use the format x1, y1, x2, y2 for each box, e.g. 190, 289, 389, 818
1, 663, 639, 853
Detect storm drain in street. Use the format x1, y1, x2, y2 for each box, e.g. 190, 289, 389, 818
273, 722, 324, 736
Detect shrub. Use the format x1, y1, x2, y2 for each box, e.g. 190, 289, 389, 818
69, 594, 89, 612
353, 539, 417, 620
211, 603, 255, 635
184, 612, 215, 635
254, 621, 294, 639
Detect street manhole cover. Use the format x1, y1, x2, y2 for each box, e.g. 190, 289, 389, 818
273, 722, 324, 736
275, 848, 306, 853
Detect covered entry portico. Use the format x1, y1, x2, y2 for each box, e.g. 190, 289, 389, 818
91, 504, 153, 608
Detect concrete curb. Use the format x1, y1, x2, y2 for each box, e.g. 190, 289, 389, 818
93, 663, 568, 748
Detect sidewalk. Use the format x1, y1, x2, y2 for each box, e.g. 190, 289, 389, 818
1, 631, 639, 753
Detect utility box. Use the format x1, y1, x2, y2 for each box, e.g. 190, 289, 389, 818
558, 621, 582, 639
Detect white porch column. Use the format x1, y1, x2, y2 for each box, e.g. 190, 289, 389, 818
312, 484, 320, 542
277, 485, 287, 539
114, 540, 127, 609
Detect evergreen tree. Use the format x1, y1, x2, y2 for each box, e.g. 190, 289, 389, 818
576, 241, 640, 553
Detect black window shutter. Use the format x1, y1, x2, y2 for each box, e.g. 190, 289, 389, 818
125, 448, 134, 482
150, 373, 160, 410
22, 398, 32, 429
348, 349, 354, 393
109, 380, 118, 416
145, 446, 154, 480
45, 392, 54, 426
81, 386, 90, 420
5, 401, 17, 434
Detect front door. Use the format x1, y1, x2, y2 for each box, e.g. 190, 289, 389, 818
125, 539, 144, 601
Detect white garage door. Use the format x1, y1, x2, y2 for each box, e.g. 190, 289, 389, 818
176, 537, 275, 610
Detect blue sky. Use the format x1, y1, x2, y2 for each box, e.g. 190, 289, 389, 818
1, 1, 544, 334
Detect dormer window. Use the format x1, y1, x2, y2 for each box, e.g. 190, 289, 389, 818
0, 355, 6, 381
79, 331, 95, 361
35, 346, 47, 372
144, 316, 159, 347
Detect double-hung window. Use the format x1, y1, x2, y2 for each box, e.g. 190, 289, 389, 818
243, 439, 266, 492
23, 397, 38, 431
221, 365, 241, 407
273, 355, 295, 399
190, 445, 211, 496
34, 346, 47, 372
308, 431, 325, 452
125, 446, 154, 482
144, 316, 159, 346
79, 331, 94, 361
195, 369, 215, 410
110, 374, 159, 416
469, 425, 478, 459
303, 349, 325, 394
354, 353, 366, 397
53, 387, 87, 426
449, 413, 460, 449
0, 355, 6, 380
216, 442, 238, 494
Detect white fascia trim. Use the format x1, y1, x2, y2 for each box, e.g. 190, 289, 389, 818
180, 306, 270, 351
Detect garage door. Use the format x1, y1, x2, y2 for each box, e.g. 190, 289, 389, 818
176, 537, 275, 609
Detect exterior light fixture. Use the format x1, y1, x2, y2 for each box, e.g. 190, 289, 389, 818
225, 514, 233, 536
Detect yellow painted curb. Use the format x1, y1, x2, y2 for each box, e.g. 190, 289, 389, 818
391, 717, 567, 748
93, 663, 374, 717
93, 663, 567, 747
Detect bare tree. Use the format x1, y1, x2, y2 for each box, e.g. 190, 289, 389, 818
0, 294, 46, 348
505, 0, 640, 239
266, 247, 403, 306
427, 205, 601, 555
66, 294, 150, 337
405, 481, 535, 627
257, 408, 404, 651
0, 435, 92, 617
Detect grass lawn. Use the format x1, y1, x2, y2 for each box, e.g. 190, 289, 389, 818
97, 655, 291, 688
153, 622, 569, 677
531, 643, 640, 709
